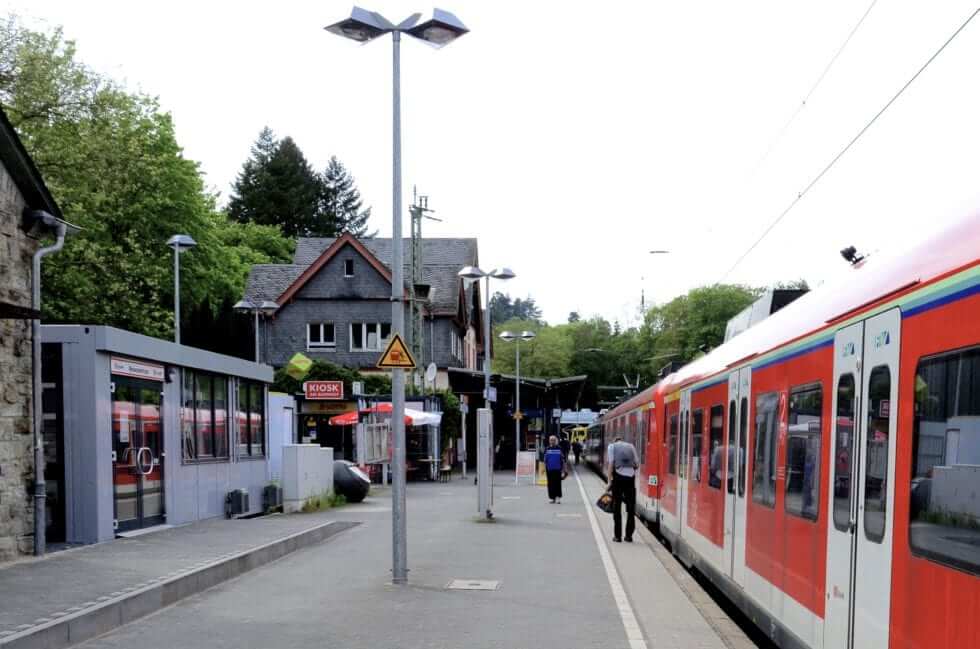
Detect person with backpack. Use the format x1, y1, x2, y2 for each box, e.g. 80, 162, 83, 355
606, 435, 639, 542
544, 435, 566, 504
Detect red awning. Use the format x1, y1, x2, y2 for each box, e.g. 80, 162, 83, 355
327, 404, 441, 427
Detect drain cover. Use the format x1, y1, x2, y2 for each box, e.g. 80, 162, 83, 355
447, 579, 499, 591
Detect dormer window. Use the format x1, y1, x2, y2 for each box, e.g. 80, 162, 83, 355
344, 259, 354, 277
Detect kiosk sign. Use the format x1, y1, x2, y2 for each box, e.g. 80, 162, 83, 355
304, 380, 344, 400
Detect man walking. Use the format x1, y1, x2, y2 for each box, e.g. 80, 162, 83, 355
606, 435, 639, 542
544, 435, 565, 504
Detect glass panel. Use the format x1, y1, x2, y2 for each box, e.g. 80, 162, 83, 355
864, 366, 891, 543
910, 347, 980, 575
213, 378, 228, 459
833, 374, 856, 532
381, 322, 391, 343
195, 374, 213, 457
709, 405, 724, 489
366, 323, 379, 350
112, 383, 139, 526
180, 371, 195, 460
324, 323, 335, 345
140, 387, 164, 520
237, 381, 249, 457
250, 382, 264, 457
351, 323, 364, 350
786, 384, 821, 520
727, 401, 736, 494
739, 397, 748, 497
691, 409, 703, 483
753, 392, 778, 507
308, 323, 321, 344
679, 411, 688, 479
668, 414, 678, 475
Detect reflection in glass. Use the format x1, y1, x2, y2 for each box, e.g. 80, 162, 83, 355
752, 392, 779, 507
864, 366, 891, 543
786, 384, 822, 521
727, 401, 736, 494
668, 414, 678, 475
739, 397, 748, 497
910, 347, 980, 575
834, 374, 856, 532
691, 409, 703, 483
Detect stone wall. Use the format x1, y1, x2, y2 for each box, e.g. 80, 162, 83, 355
0, 161, 38, 560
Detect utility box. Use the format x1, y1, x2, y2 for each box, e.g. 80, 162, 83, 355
225, 489, 249, 518
282, 444, 334, 513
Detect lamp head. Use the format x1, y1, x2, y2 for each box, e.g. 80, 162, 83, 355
259, 300, 279, 316
233, 299, 256, 313
458, 265, 487, 280
167, 234, 197, 252
324, 7, 394, 42
402, 8, 469, 47
490, 267, 515, 280
520, 331, 536, 341
499, 331, 516, 342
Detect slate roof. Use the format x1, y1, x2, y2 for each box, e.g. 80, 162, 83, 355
245, 237, 479, 315
0, 106, 62, 219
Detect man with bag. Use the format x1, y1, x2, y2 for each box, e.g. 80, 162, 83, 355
606, 435, 639, 542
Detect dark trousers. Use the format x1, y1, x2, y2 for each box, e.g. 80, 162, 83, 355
611, 473, 636, 539
546, 470, 563, 500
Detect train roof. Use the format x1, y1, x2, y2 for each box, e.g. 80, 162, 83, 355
659, 212, 980, 394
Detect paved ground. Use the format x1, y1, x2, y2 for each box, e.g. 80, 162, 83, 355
69, 467, 752, 649
0, 511, 341, 638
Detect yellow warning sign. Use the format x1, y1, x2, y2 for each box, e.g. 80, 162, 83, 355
377, 333, 417, 369
536, 460, 547, 486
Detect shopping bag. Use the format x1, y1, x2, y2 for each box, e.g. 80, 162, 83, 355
596, 491, 614, 514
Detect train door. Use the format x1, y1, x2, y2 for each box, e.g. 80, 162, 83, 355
723, 367, 751, 586
824, 309, 900, 649
678, 390, 691, 538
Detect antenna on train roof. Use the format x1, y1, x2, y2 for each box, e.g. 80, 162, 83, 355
840, 245, 865, 266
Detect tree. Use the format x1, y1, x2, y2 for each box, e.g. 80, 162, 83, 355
228, 130, 321, 237
567, 311, 580, 323
490, 292, 543, 324
0, 18, 292, 341
319, 155, 373, 237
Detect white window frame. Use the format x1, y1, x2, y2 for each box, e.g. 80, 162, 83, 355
307, 322, 336, 351
349, 322, 391, 352
344, 259, 354, 278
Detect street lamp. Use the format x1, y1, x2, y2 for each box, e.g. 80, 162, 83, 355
458, 265, 514, 518
166, 234, 197, 345
500, 330, 535, 484
234, 299, 279, 362
326, 6, 467, 586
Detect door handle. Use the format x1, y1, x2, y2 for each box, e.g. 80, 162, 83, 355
136, 447, 154, 475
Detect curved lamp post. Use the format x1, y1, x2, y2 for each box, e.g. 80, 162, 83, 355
167, 234, 197, 345
326, 6, 468, 585
500, 330, 535, 484
234, 299, 279, 362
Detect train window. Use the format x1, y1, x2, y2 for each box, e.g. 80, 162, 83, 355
709, 405, 724, 490
910, 346, 980, 576
864, 366, 891, 543
786, 384, 822, 521
639, 410, 647, 466
833, 374, 856, 533
691, 409, 704, 482
680, 411, 688, 479
738, 396, 748, 497
668, 414, 678, 475
752, 392, 778, 508
727, 401, 736, 494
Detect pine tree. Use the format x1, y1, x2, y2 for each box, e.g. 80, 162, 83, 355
228, 129, 321, 237
318, 156, 373, 237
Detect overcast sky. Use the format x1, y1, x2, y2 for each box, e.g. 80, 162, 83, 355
12, 1, 980, 325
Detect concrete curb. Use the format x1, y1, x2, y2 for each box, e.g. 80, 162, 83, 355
0, 520, 357, 649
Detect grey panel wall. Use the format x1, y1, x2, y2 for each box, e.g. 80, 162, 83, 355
296, 246, 390, 300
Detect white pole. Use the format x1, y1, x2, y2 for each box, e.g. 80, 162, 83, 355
253, 310, 260, 362
514, 338, 520, 485
173, 247, 180, 345
390, 29, 408, 585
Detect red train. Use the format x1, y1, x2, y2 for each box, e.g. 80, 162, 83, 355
589, 214, 980, 648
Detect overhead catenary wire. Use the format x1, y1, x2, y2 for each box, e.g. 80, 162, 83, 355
721, 6, 980, 282
750, 0, 880, 177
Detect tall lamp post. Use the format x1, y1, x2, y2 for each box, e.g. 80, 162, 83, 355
458, 265, 514, 518
233, 299, 279, 362
500, 330, 535, 484
166, 234, 197, 345
326, 6, 468, 585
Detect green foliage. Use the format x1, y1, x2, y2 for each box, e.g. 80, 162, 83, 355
320, 155, 373, 237
272, 360, 391, 397
300, 490, 346, 513
490, 293, 542, 324
0, 17, 293, 339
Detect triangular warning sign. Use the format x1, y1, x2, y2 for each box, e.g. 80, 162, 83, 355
377, 333, 417, 369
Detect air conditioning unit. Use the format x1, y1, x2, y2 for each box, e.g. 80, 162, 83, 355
263, 484, 283, 512
225, 488, 249, 518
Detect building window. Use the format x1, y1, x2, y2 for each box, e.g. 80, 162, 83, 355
910, 346, 980, 575
691, 409, 704, 483
786, 383, 822, 521
308, 323, 336, 350
864, 366, 891, 543
181, 370, 229, 462
708, 405, 724, 489
238, 379, 265, 458
344, 259, 354, 277
752, 392, 779, 508
350, 322, 391, 351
